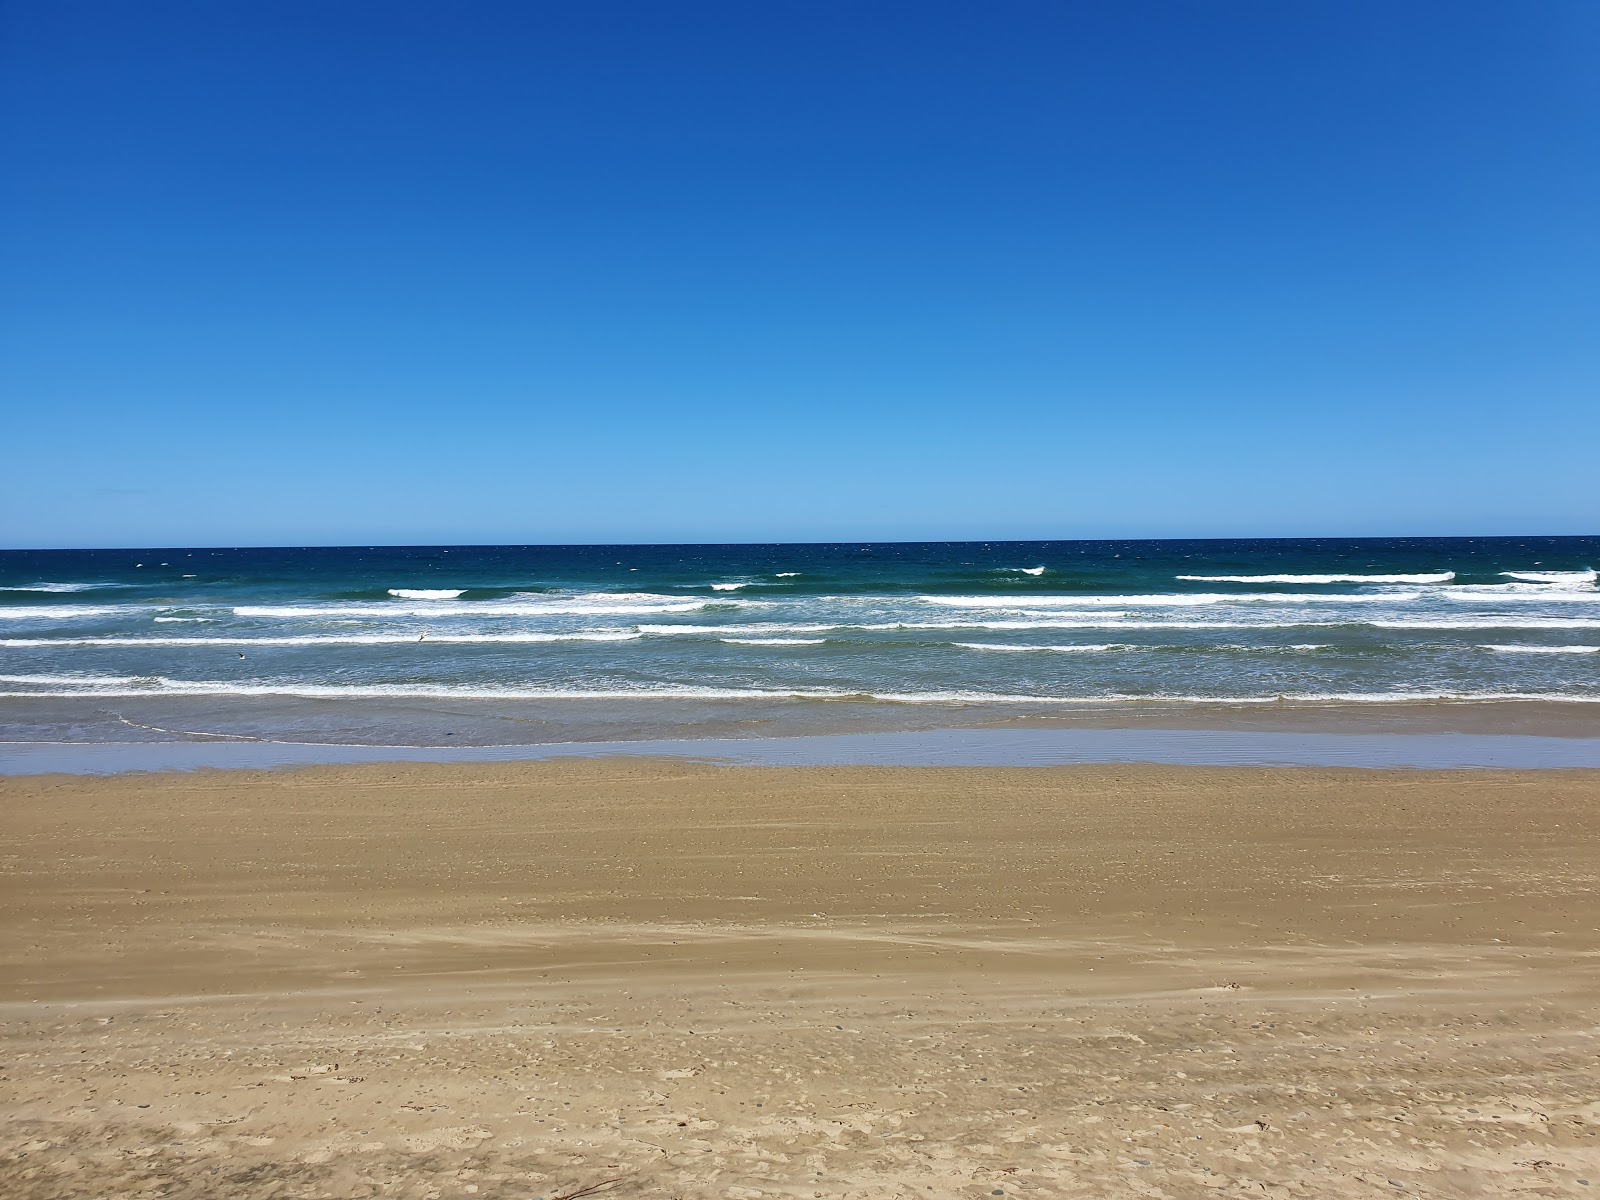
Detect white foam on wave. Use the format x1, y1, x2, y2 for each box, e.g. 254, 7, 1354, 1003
1176, 572, 1454, 585
1371, 617, 1600, 630
1480, 644, 1600, 655
720, 637, 826, 646
388, 589, 466, 600
957, 642, 1124, 653
0, 582, 122, 593
0, 605, 125, 621
235, 593, 747, 618
774, 572, 801, 578
1441, 583, 1600, 602
997, 567, 1047, 576
643, 615, 1600, 637
0, 672, 1594, 706
641, 622, 837, 636
956, 641, 1333, 654
640, 619, 1154, 635
1502, 569, 1597, 584
0, 631, 642, 649
923, 592, 1419, 609
153, 616, 215, 623
709, 583, 748, 592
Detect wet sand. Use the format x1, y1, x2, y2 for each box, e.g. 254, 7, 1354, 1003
7, 694, 1600, 755
3, 761, 1600, 1197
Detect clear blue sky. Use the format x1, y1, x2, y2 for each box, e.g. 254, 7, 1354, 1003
3, 1, 1597, 548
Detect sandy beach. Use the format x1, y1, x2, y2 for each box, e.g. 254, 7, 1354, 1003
4, 760, 1599, 1197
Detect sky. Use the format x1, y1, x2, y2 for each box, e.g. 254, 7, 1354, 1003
3, 1, 1598, 549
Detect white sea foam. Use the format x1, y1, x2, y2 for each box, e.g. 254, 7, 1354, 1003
0, 672, 1593, 706
955, 641, 1332, 653
1439, 584, 1600, 602
1176, 573, 1454, 585
998, 567, 1047, 576
1480, 644, 1600, 655
642, 615, 1600, 636
0, 631, 642, 648
387, 589, 466, 600
0, 606, 125, 621
640, 622, 838, 636
153, 616, 215, 623
775, 572, 801, 577
641, 619, 1155, 635
709, 583, 747, 591
235, 594, 740, 618
1370, 617, 1600, 630
1502, 569, 1597, 584
956, 642, 1124, 653
922, 592, 1418, 609
0, 582, 121, 593
720, 637, 826, 646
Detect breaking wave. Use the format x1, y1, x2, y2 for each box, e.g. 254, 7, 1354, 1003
923, 592, 1419, 608
1176, 572, 1454, 585
0, 672, 1592, 706
0, 606, 125, 621
1501, 569, 1597, 584
0, 632, 641, 648
0, 582, 122, 593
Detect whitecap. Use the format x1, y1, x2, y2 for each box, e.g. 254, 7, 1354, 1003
1501, 569, 1597, 584
0, 631, 641, 648
954, 641, 1331, 654
709, 583, 748, 592
235, 593, 744, 618
1, 673, 1594, 706
388, 588, 466, 600
1438, 588, 1600, 603
0, 582, 122, 593
1176, 572, 1454, 585
998, 567, 1047, 576
0, 605, 125, 621
956, 642, 1123, 653
923, 592, 1417, 609
1371, 617, 1600, 629
0, 674, 980, 703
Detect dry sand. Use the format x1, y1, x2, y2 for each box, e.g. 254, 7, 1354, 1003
3, 760, 1599, 1198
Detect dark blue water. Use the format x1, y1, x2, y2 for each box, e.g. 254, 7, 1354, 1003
2, 538, 1597, 745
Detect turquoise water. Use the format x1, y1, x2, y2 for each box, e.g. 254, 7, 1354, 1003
2, 538, 1597, 745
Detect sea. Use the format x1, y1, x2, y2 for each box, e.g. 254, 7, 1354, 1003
3, 537, 1598, 766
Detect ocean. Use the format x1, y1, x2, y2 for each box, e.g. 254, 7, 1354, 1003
2, 537, 1597, 752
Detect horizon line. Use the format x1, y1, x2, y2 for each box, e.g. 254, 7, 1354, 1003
4, 532, 1598, 555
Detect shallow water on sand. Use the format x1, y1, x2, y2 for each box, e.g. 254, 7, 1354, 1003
7, 726, 1600, 774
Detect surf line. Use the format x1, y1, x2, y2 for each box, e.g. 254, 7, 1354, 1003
102, 708, 270, 742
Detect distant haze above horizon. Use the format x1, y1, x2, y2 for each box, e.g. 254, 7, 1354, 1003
3, 1, 1598, 549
